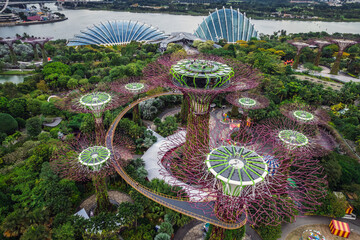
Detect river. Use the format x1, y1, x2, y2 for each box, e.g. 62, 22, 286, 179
1, 7, 360, 39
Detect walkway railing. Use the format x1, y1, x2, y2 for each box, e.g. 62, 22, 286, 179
106, 91, 247, 229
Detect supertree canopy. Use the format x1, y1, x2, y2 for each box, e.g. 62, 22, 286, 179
288, 41, 309, 69
111, 76, 154, 124
0, 37, 21, 65
194, 6, 258, 42
256, 117, 335, 157
330, 39, 358, 75
55, 90, 129, 142
226, 91, 270, 117
280, 102, 330, 125
111, 76, 153, 95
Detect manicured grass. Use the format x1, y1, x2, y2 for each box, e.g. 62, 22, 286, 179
0, 70, 35, 75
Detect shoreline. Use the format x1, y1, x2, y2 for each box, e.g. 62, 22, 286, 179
0, 17, 68, 27
72, 7, 360, 22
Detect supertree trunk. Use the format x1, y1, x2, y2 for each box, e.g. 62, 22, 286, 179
209, 226, 245, 240
180, 94, 189, 124
293, 50, 301, 70
8, 46, 18, 65
330, 50, 343, 75
230, 105, 239, 118
93, 175, 111, 215
132, 105, 142, 125
184, 94, 212, 156
95, 118, 105, 145
314, 47, 323, 67
40, 46, 48, 64
185, 110, 210, 154
32, 44, 40, 61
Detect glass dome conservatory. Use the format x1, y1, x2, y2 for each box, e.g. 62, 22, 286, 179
67, 20, 167, 46
194, 7, 258, 43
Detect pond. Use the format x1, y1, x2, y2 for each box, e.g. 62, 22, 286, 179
0, 75, 27, 84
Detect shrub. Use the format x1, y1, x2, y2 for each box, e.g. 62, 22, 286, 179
0, 113, 18, 135
26, 117, 42, 137
154, 233, 170, 240
154, 116, 178, 137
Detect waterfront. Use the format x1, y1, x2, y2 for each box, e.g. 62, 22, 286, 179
0, 75, 26, 84
1, 8, 360, 39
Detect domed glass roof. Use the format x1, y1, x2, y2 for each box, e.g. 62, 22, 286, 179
194, 7, 258, 43
68, 20, 167, 46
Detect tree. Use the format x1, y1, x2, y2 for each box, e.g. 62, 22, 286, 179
41, 102, 59, 116
20, 224, 50, 240
0, 96, 9, 113
257, 224, 282, 240
0, 113, 18, 135
80, 114, 95, 134
159, 222, 174, 236
27, 99, 42, 117
154, 233, 171, 240
26, 117, 42, 137
42, 62, 71, 78
8, 98, 28, 119
52, 222, 75, 240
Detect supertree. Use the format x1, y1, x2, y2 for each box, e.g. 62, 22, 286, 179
55, 90, 129, 144
111, 76, 154, 125
309, 39, 331, 66
22, 38, 40, 61
0, 37, 21, 65
280, 102, 330, 125
51, 131, 133, 214
225, 91, 270, 119
143, 53, 261, 157
256, 117, 335, 157
288, 41, 309, 69
159, 119, 327, 237
330, 39, 358, 75
32, 37, 53, 63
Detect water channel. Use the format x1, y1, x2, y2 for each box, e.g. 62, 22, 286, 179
1, 7, 360, 39
0, 75, 26, 84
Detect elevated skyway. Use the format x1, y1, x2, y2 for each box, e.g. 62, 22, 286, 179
105, 91, 247, 229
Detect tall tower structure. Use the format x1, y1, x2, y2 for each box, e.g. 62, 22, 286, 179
311, 39, 331, 66
32, 37, 53, 63
0, 37, 20, 65
330, 39, 357, 75
288, 41, 309, 69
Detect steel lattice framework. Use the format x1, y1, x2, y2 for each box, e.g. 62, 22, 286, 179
67, 20, 167, 46
280, 102, 330, 125
256, 117, 335, 157
194, 6, 258, 42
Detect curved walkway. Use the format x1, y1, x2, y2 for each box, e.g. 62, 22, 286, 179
105, 91, 247, 229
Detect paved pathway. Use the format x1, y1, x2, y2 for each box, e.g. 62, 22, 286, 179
295, 66, 360, 83
280, 216, 360, 240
